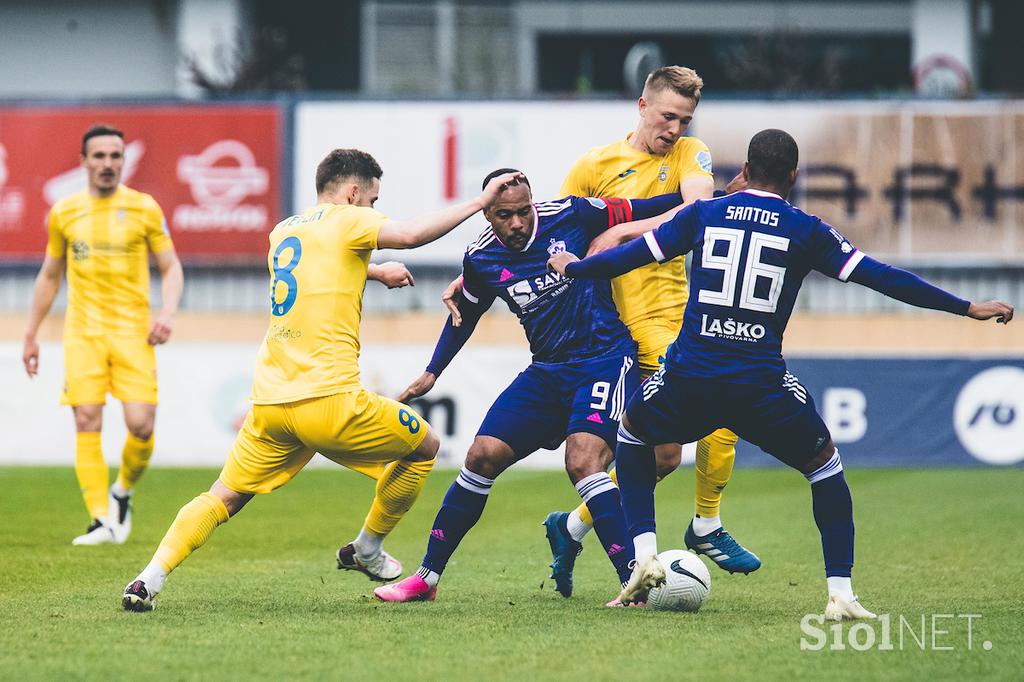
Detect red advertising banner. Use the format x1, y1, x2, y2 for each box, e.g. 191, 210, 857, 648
0, 105, 281, 262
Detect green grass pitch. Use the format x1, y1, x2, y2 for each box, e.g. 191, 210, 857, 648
1, 465, 1021, 680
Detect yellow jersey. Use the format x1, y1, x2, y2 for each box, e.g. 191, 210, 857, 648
560, 134, 713, 330
250, 203, 385, 405
45, 186, 173, 337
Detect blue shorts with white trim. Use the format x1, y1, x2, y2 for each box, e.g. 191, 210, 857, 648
477, 352, 640, 457
624, 367, 832, 469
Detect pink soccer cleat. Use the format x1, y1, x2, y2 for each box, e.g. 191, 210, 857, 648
373, 574, 437, 602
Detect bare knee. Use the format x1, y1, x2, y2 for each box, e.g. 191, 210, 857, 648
799, 439, 837, 475
126, 419, 154, 441
123, 403, 155, 440
653, 443, 682, 478
564, 433, 610, 483
209, 479, 254, 517
464, 436, 515, 480
72, 405, 103, 433
404, 427, 439, 463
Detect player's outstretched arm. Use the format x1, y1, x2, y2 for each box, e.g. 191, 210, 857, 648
552, 232, 660, 279
587, 207, 679, 256
846, 256, 1013, 321
368, 261, 415, 289
149, 248, 184, 346
398, 298, 491, 402
377, 172, 524, 250
967, 301, 1014, 324
23, 254, 65, 378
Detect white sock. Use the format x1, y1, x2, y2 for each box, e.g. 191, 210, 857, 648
138, 561, 167, 595
415, 566, 441, 588
691, 514, 722, 536
110, 481, 131, 498
827, 576, 855, 602
566, 508, 591, 542
353, 529, 383, 560
633, 532, 658, 563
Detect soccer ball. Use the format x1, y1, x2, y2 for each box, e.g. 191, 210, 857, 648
647, 549, 711, 612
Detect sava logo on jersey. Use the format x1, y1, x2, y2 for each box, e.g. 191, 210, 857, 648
506, 270, 573, 312
699, 314, 766, 343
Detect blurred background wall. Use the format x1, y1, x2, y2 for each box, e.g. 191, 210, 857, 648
1, 0, 1021, 467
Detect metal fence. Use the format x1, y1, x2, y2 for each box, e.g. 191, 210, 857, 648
3, 262, 1021, 316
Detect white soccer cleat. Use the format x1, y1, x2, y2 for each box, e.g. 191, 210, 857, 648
615, 555, 666, 606
107, 489, 132, 544
336, 543, 403, 582
122, 579, 158, 612
824, 595, 877, 621
71, 519, 116, 546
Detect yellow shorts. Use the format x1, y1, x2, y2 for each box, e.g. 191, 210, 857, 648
629, 318, 682, 378
220, 389, 428, 494
61, 335, 157, 406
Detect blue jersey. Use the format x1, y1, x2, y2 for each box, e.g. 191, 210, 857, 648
646, 189, 863, 386
461, 196, 636, 364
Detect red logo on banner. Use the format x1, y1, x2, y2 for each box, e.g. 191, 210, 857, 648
0, 105, 280, 262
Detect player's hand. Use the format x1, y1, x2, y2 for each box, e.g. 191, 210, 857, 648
442, 275, 464, 327
586, 226, 627, 256
967, 300, 1014, 324
724, 170, 748, 195
23, 336, 39, 378
373, 261, 416, 289
479, 172, 525, 206
398, 371, 437, 403
547, 251, 579, 276
148, 311, 174, 345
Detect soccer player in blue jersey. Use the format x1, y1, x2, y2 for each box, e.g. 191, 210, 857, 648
548, 129, 1014, 618
374, 170, 684, 605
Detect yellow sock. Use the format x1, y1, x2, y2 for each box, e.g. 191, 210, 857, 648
153, 492, 230, 573
695, 428, 739, 518
116, 433, 154, 491
75, 432, 108, 519
362, 457, 435, 537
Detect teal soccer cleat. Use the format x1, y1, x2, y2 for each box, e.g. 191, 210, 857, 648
543, 512, 583, 597
684, 521, 762, 575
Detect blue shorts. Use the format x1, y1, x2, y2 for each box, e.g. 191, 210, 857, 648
478, 352, 640, 457
625, 368, 832, 469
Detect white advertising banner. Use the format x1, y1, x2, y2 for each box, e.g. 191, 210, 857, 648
5, 342, 683, 470
294, 101, 633, 264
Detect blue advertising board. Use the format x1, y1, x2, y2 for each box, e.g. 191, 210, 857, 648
734, 358, 1024, 467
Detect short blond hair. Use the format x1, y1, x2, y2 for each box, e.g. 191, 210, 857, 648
643, 66, 703, 103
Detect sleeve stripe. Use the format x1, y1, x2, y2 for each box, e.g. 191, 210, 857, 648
838, 250, 866, 282
462, 286, 480, 304
643, 231, 666, 262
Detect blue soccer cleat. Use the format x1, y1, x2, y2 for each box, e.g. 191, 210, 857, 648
543, 511, 583, 597
684, 521, 762, 575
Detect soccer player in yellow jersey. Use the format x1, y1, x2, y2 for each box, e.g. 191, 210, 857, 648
542, 66, 761, 593
121, 149, 523, 612
23, 124, 184, 546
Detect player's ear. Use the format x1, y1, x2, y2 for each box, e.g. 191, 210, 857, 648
789, 167, 799, 186
345, 182, 359, 205
741, 162, 750, 182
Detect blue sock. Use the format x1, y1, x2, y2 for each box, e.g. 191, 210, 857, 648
421, 467, 494, 575
806, 452, 854, 578
615, 423, 658, 539
575, 472, 634, 583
